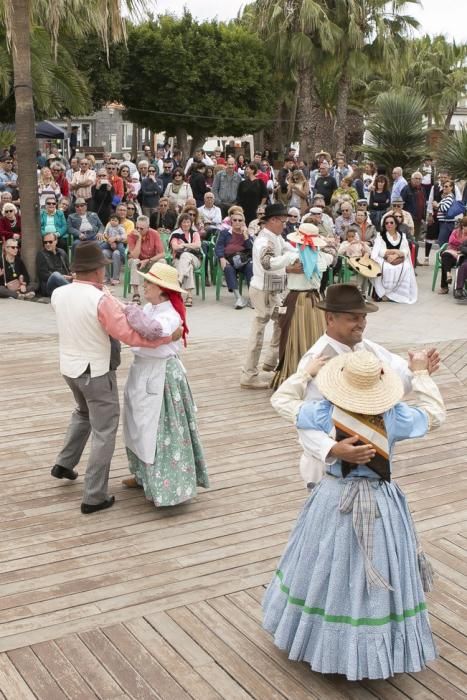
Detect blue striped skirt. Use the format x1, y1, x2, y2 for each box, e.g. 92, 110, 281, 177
262, 476, 437, 680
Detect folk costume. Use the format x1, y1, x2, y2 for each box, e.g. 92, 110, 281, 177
271, 224, 332, 389
123, 262, 208, 507
263, 350, 445, 680
371, 231, 417, 304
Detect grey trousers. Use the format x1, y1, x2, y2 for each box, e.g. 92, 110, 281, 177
55, 371, 120, 505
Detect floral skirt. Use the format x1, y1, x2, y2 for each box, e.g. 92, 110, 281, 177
126, 357, 209, 506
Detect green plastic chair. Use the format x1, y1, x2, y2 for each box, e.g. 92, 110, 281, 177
123, 248, 131, 298
215, 261, 245, 301
432, 243, 448, 291
159, 231, 173, 264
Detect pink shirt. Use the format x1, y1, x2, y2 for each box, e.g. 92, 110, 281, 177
97, 290, 172, 348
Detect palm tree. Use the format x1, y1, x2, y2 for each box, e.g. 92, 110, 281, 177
255, 0, 340, 164
362, 90, 427, 174
437, 127, 467, 181
1, 0, 144, 280
329, 0, 420, 154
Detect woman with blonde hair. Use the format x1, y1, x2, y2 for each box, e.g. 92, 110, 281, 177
287, 169, 309, 216
38, 167, 61, 207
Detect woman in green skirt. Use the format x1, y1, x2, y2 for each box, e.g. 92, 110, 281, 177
122, 261, 209, 507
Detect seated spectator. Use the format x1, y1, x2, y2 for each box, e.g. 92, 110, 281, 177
125, 201, 139, 224
58, 197, 71, 218
283, 207, 300, 238
127, 215, 165, 303
38, 166, 61, 207
114, 203, 135, 237
453, 237, 467, 301
169, 213, 202, 307
0, 191, 13, 208
181, 204, 205, 236
438, 216, 467, 296
381, 196, 414, 236
164, 168, 193, 212
198, 192, 222, 235
248, 204, 266, 237
101, 214, 126, 285
36, 232, 71, 296
0, 238, 36, 300
215, 210, 253, 309
0, 203, 21, 243
354, 209, 377, 245
149, 196, 177, 232
40, 198, 67, 247
50, 161, 70, 198
371, 215, 417, 304
67, 198, 104, 252
338, 226, 371, 258
334, 203, 355, 239
89, 169, 115, 226
311, 194, 334, 233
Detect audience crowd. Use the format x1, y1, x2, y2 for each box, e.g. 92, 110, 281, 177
0, 144, 466, 305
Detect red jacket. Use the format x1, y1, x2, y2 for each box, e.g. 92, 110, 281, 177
55, 172, 70, 197
0, 214, 21, 242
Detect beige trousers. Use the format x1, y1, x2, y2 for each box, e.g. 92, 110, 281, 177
174, 252, 200, 291
241, 286, 281, 381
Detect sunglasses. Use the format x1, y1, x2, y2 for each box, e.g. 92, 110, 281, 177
148, 170, 156, 173
4, 208, 15, 212
43, 240, 55, 244
127, 206, 135, 210
46, 201, 56, 206
288, 215, 298, 219
135, 226, 146, 231
75, 204, 86, 208
6, 245, 18, 249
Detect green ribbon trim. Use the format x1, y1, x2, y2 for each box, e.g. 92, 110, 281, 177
275, 570, 427, 627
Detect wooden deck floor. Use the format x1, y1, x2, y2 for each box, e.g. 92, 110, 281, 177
0, 335, 466, 699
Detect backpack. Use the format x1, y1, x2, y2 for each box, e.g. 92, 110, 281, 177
446, 199, 465, 219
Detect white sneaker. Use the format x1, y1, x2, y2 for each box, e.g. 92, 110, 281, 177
234, 296, 247, 309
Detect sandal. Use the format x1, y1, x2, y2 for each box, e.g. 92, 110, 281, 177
185, 295, 193, 307
437, 288, 449, 295
132, 293, 141, 304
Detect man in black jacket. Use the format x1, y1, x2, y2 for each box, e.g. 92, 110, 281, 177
36, 232, 72, 296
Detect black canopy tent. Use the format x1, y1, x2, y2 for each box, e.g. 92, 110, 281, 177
0, 120, 66, 139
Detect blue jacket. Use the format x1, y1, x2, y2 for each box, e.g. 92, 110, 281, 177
40, 209, 67, 239
67, 211, 103, 240
215, 228, 253, 259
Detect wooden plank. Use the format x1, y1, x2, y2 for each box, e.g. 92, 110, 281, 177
0, 654, 36, 700
6, 647, 67, 699
31, 640, 98, 699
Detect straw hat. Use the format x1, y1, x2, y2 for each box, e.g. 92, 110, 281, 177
347, 254, 382, 279
316, 350, 404, 415
138, 261, 183, 292
287, 222, 328, 248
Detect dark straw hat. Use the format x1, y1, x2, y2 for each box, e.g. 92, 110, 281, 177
71, 241, 108, 272
316, 283, 378, 313
262, 203, 288, 220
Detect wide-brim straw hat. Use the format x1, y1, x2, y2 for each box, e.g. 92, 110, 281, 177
71, 241, 108, 272
316, 350, 404, 415
347, 254, 382, 279
287, 222, 328, 248
138, 261, 183, 293
316, 283, 378, 313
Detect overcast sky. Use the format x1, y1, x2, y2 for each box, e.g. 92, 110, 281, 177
148, 0, 467, 42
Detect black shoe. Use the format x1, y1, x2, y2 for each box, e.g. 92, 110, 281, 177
454, 289, 466, 300
80, 496, 115, 514
51, 464, 78, 480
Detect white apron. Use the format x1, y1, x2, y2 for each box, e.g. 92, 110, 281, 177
123, 355, 167, 464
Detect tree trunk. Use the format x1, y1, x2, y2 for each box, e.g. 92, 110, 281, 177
444, 104, 456, 130
287, 83, 299, 146
175, 127, 189, 161
335, 70, 350, 154
11, 0, 41, 282
297, 66, 317, 165
131, 123, 138, 160
190, 131, 206, 155
253, 129, 264, 154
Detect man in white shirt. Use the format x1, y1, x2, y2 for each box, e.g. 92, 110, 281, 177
391, 167, 408, 202
271, 284, 440, 486
184, 149, 214, 175
198, 192, 222, 229
240, 203, 300, 389
70, 157, 96, 203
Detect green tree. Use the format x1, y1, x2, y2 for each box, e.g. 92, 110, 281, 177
437, 128, 467, 181
121, 13, 276, 155
362, 90, 427, 173
0, 0, 143, 279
